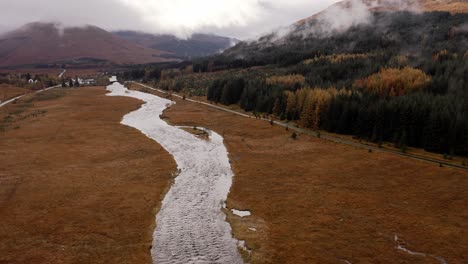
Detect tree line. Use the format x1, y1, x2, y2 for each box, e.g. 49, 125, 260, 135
206, 62, 467, 155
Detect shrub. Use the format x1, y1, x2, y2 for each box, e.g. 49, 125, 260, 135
291, 132, 297, 140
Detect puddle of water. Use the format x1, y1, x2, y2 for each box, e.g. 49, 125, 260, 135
106, 79, 243, 264
231, 209, 251, 217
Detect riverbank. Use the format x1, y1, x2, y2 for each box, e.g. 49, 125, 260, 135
134, 84, 468, 263
0, 87, 176, 263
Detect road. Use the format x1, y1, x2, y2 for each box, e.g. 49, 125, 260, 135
133, 81, 468, 171
58, 69, 67, 78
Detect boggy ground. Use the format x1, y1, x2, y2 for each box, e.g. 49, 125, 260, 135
0, 87, 176, 264
154, 90, 468, 264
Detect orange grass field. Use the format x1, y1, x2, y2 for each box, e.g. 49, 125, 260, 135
1, 85, 467, 263
142, 85, 467, 264
0, 87, 176, 263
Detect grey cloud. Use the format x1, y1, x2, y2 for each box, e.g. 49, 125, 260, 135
0, 0, 341, 40
0, 0, 144, 33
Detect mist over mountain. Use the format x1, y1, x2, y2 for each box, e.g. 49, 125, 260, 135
0, 22, 174, 67
220, 0, 468, 63
297, 0, 468, 26
0, 0, 344, 40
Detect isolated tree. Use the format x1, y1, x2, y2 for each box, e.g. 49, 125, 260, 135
291, 132, 297, 140
399, 130, 408, 153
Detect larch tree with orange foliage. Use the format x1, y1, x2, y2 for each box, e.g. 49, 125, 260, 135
354, 67, 432, 97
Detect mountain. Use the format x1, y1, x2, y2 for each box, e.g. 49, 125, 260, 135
155, 1, 467, 156
297, 0, 468, 25
114, 31, 239, 59
222, 0, 468, 59
206, 0, 468, 76
0, 22, 175, 68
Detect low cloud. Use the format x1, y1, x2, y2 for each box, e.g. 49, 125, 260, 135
264, 0, 423, 42
317, 0, 372, 34
0, 0, 341, 39
0, 0, 142, 33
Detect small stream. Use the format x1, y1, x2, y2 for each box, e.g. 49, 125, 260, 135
394, 234, 447, 264
106, 80, 243, 264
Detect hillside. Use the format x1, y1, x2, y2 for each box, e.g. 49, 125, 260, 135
372, 0, 468, 13
423, 0, 468, 13
221, 1, 468, 65
298, 0, 468, 25
114, 31, 238, 59
0, 23, 175, 67
121, 3, 468, 156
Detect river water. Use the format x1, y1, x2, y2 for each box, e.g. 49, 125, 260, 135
106, 80, 243, 264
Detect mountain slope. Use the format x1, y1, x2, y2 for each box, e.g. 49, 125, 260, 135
0, 23, 175, 67
298, 0, 468, 25
222, 0, 468, 60
114, 31, 239, 59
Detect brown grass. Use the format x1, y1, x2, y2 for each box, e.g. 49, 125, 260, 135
153, 90, 468, 264
423, 0, 468, 13
0, 84, 30, 102
4, 83, 465, 263
0, 68, 103, 79
0, 87, 176, 263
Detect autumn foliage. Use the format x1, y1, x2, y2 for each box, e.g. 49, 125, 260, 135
354, 67, 431, 97
285, 88, 350, 129
266, 74, 305, 90
303, 53, 372, 65
121, 11, 468, 155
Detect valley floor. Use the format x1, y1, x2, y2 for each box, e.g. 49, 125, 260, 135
0, 87, 176, 263
148, 87, 468, 264
1, 85, 467, 264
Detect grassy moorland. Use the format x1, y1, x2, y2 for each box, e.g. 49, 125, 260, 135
131, 84, 468, 263
0, 87, 176, 263
0, 84, 30, 103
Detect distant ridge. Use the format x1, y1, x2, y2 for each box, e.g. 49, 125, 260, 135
114, 31, 239, 59
0, 22, 175, 67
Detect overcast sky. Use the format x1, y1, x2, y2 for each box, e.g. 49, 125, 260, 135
0, 0, 341, 39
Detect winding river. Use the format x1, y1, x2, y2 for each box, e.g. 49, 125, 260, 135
106, 80, 243, 264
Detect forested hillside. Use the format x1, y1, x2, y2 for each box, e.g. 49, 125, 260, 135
120, 11, 468, 156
